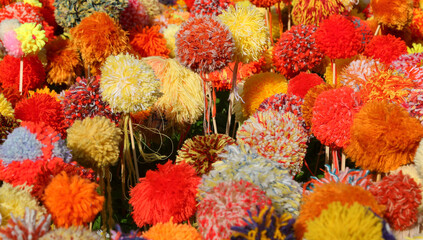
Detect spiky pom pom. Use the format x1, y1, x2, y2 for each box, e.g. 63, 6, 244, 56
43, 172, 104, 227
411, 8, 423, 39
314, 14, 361, 59
67, 116, 122, 169
175, 14, 234, 73
62, 76, 121, 128
199, 144, 303, 216
230, 205, 295, 240
403, 89, 423, 125
0, 208, 51, 239
304, 202, 385, 240
0, 55, 45, 94
145, 57, 204, 125
237, 110, 308, 175
370, 0, 413, 30
0, 86, 24, 107
129, 161, 201, 227
370, 171, 421, 230
191, 0, 232, 16
218, 4, 269, 63
241, 72, 288, 118
197, 180, 272, 240
120, 0, 150, 31
287, 72, 324, 98
176, 134, 236, 175
301, 83, 334, 127
45, 38, 82, 85
71, 12, 130, 75
291, 0, 345, 26
0, 114, 19, 144
40, 227, 100, 239
0, 183, 46, 226
364, 35, 407, 65
130, 25, 170, 58
345, 101, 423, 173
142, 220, 202, 240
294, 182, 384, 240
312, 87, 363, 148
339, 57, 383, 92
273, 24, 324, 78
14, 93, 66, 137
100, 53, 161, 113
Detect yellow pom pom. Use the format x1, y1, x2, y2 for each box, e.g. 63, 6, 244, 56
304, 202, 384, 240
23, 0, 42, 7
0, 183, 46, 226
0, 93, 14, 118
241, 72, 288, 118
100, 53, 162, 113
28, 86, 59, 101
218, 4, 270, 63
408, 43, 423, 54
67, 116, 122, 169
15, 23, 47, 55
163, 24, 180, 58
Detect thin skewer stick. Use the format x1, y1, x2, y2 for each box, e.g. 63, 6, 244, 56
226, 61, 239, 135
19, 57, 23, 95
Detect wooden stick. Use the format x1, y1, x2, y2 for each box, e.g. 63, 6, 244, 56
226, 61, 239, 135
268, 8, 274, 45
341, 152, 346, 171
376, 173, 381, 182
19, 57, 23, 95
128, 116, 140, 181
276, 3, 283, 36
325, 146, 330, 165
332, 59, 336, 86
287, 4, 291, 30
207, 82, 218, 134
374, 24, 381, 36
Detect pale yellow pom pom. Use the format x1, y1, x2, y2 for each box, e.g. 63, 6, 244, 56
0, 93, 14, 118
163, 24, 180, 58
23, 0, 42, 7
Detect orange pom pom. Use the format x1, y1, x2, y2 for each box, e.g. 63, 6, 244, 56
345, 101, 423, 173
371, 0, 413, 30
294, 182, 384, 240
43, 172, 104, 227
129, 25, 170, 58
301, 83, 334, 127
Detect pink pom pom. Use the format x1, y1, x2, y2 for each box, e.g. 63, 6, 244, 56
3, 30, 23, 58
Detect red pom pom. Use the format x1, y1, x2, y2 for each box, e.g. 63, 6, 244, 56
287, 72, 324, 98
0, 55, 46, 94
0, 86, 25, 107
15, 94, 66, 138
363, 34, 407, 65
370, 171, 422, 231
0, 2, 43, 24
349, 16, 373, 53
312, 87, 363, 148
129, 161, 201, 227
191, 0, 232, 16
314, 14, 361, 59
184, 0, 195, 10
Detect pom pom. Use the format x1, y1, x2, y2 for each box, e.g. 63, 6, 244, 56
291, 0, 345, 26
301, 83, 334, 127
363, 34, 407, 65
42, 172, 104, 227
14, 93, 66, 137
0, 114, 19, 144
345, 101, 423, 173
218, 4, 269, 63
403, 89, 423, 125
0, 208, 51, 239
391, 53, 423, 71
129, 161, 201, 227
237, 110, 308, 175
176, 134, 236, 175
273, 24, 324, 78
120, 0, 150, 31
14, 22, 47, 55
240, 72, 288, 118
140, 0, 162, 18
0, 55, 45, 94
40, 227, 100, 239
311, 87, 363, 148
199, 144, 303, 216
62, 76, 121, 128
0, 93, 14, 118
142, 220, 202, 240
100, 53, 161, 113
197, 180, 272, 240
339, 57, 383, 92
0, 86, 24, 107
391, 165, 423, 212
130, 25, 170, 58
0, 19, 21, 42
3, 30, 23, 58
304, 202, 385, 240
144, 57, 204, 125
0, 183, 46, 226
163, 24, 180, 58
314, 14, 361, 59
294, 182, 385, 240
45, 38, 82, 85
191, 0, 232, 16
0, 127, 44, 164
175, 14, 234, 73
230, 205, 295, 240
70, 12, 130, 75
370, 171, 421, 230
67, 116, 122, 169
287, 72, 324, 98
0, 2, 43, 25
370, 0, 413, 30
258, 93, 305, 121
